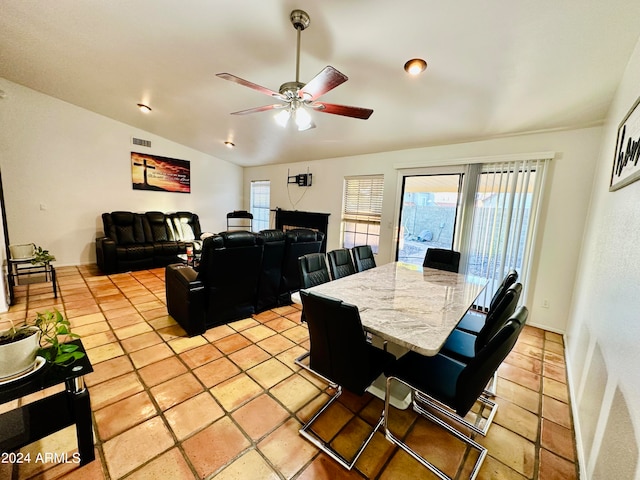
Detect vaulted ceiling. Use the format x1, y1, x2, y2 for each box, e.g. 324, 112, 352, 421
2, 1, 640, 166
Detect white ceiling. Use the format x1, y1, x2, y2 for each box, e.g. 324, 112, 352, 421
2, 1, 639, 167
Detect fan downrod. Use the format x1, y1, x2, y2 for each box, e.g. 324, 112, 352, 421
290, 9, 310, 31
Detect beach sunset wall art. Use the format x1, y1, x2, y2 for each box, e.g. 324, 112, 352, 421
131, 152, 191, 193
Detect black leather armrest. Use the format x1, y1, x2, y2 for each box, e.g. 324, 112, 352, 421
165, 264, 206, 336
96, 236, 117, 274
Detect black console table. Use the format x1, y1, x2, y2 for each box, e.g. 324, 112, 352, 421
0, 340, 94, 466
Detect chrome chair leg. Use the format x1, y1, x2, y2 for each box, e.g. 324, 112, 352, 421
383, 376, 488, 480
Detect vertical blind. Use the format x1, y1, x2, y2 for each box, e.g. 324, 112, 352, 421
464, 158, 548, 309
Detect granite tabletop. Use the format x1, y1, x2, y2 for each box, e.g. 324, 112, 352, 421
296, 262, 486, 356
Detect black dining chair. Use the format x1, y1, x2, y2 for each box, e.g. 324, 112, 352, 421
327, 248, 356, 280
298, 290, 396, 470
351, 245, 376, 272
383, 306, 529, 479
456, 269, 518, 334
441, 282, 522, 396
422, 248, 461, 273
298, 253, 330, 289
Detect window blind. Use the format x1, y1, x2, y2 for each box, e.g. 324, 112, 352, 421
343, 176, 384, 224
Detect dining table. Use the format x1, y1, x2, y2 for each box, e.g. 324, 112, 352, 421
293, 261, 487, 357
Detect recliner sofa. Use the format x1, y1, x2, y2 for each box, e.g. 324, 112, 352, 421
165, 228, 325, 336
96, 210, 202, 274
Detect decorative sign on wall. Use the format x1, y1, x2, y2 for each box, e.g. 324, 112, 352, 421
610, 96, 640, 191
131, 152, 191, 193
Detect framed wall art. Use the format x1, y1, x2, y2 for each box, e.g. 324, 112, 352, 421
131, 152, 191, 193
610, 96, 640, 191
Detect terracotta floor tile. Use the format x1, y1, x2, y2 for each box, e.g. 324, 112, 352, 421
476, 455, 528, 480
114, 322, 154, 340
495, 377, 540, 414
138, 356, 189, 387
103, 416, 174, 479
542, 395, 572, 428
241, 324, 277, 343
543, 376, 569, 402
129, 342, 175, 368
298, 453, 365, 480
72, 320, 111, 337
504, 350, 543, 374
165, 392, 225, 440
258, 418, 318, 479
167, 334, 208, 353
212, 449, 280, 480
246, 357, 293, 389
18, 425, 79, 478
281, 324, 310, 344
193, 356, 241, 388
182, 417, 251, 478
214, 332, 253, 354
257, 333, 297, 356
253, 309, 282, 322
86, 342, 125, 365
543, 350, 566, 366
228, 344, 271, 370
103, 305, 139, 320
497, 362, 541, 392
494, 397, 540, 441
229, 317, 260, 332
94, 391, 157, 440
210, 373, 264, 412
68, 312, 106, 326
85, 355, 134, 386
126, 448, 195, 480
150, 372, 205, 411
202, 324, 235, 342
270, 373, 322, 413
120, 330, 164, 353
479, 423, 536, 478
179, 342, 223, 369
541, 418, 575, 461
81, 330, 118, 350
264, 316, 298, 332
89, 371, 145, 410
538, 448, 577, 480
232, 394, 291, 441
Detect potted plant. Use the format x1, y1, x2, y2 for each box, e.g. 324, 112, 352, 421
0, 309, 84, 379
31, 245, 56, 265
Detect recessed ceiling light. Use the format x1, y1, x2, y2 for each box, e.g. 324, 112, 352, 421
224, 141, 235, 148
137, 103, 152, 113
404, 58, 427, 75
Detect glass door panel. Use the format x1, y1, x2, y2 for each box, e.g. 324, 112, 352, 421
397, 174, 463, 266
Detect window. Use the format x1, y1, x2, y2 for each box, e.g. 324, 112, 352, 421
342, 175, 384, 253
250, 180, 270, 231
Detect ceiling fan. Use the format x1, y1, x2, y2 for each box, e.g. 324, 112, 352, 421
216, 9, 373, 131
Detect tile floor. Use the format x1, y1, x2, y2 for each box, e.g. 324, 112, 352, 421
0, 265, 579, 480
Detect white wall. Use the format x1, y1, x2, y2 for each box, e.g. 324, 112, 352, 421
566, 37, 640, 479
0, 78, 243, 268
244, 127, 602, 334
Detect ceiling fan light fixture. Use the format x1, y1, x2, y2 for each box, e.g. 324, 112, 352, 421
404, 58, 427, 75
294, 108, 312, 131
274, 109, 290, 128
137, 103, 152, 113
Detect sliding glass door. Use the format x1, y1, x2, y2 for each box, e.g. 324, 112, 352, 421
397, 173, 463, 266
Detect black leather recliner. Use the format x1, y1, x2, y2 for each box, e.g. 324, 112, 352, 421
170, 212, 203, 253
145, 211, 186, 266
165, 231, 264, 335
279, 229, 325, 304
255, 229, 286, 312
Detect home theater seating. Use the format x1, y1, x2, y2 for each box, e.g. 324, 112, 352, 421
96, 211, 202, 274
165, 228, 325, 336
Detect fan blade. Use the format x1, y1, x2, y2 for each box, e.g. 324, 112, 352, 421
299, 66, 348, 101
230, 104, 286, 115
216, 73, 284, 99
312, 102, 373, 120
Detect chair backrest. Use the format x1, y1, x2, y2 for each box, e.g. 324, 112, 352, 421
103, 211, 147, 245
456, 306, 528, 415
144, 211, 175, 242
475, 282, 522, 353
423, 248, 461, 273
300, 290, 376, 395
327, 248, 356, 280
298, 253, 330, 289
280, 229, 325, 294
488, 269, 519, 311
255, 229, 286, 311
170, 212, 202, 243
352, 245, 376, 272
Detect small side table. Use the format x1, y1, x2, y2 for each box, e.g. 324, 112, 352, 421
0, 340, 94, 466
7, 259, 57, 305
